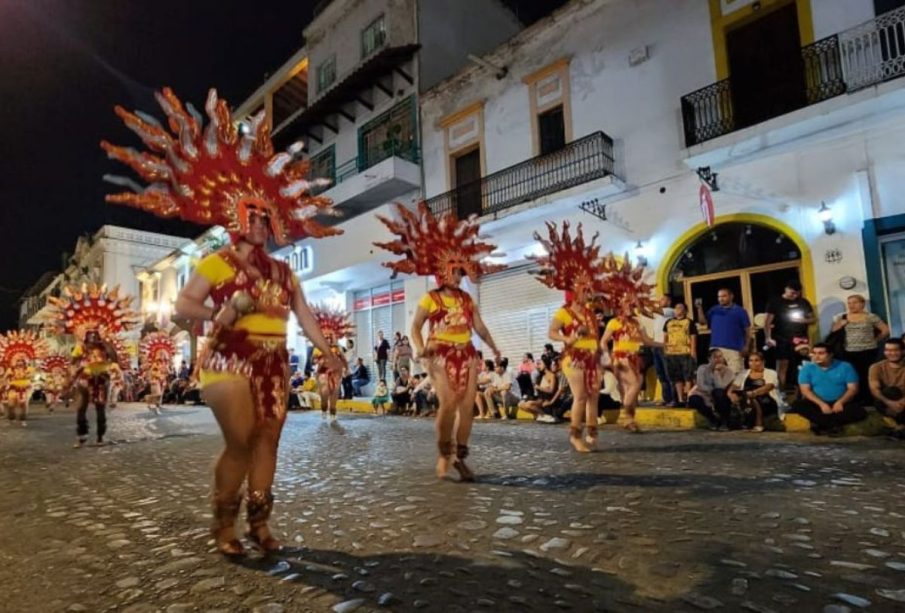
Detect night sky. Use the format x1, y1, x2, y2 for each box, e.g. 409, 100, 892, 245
0, 0, 563, 332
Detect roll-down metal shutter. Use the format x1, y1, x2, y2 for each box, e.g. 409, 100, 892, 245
478, 266, 563, 362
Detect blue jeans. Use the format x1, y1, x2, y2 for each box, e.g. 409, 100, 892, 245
652, 348, 674, 404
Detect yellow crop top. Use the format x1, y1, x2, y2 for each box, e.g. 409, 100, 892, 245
418, 292, 471, 345
553, 307, 599, 351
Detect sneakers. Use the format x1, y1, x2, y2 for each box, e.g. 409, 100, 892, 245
536, 414, 557, 423
74, 437, 87, 448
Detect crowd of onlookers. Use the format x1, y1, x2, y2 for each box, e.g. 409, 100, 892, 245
283, 281, 904, 438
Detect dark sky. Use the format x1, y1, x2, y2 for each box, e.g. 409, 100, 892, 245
0, 0, 563, 332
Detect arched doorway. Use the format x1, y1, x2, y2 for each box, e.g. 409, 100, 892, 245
658, 214, 815, 355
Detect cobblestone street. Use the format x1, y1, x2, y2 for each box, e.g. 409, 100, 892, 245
1, 404, 904, 612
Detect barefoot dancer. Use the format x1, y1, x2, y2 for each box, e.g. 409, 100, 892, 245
375, 202, 503, 481
0, 330, 49, 426
598, 254, 662, 433
310, 305, 353, 420
530, 222, 609, 452
140, 332, 177, 414
101, 87, 344, 556
45, 284, 137, 446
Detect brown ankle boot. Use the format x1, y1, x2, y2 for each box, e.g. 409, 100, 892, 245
211, 493, 244, 557
245, 489, 281, 553
453, 444, 475, 482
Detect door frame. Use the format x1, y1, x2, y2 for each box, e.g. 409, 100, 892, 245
684, 260, 802, 332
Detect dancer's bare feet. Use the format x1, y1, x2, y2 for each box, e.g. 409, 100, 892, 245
437, 440, 454, 479
569, 427, 590, 453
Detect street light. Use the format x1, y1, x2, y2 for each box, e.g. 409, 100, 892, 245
818, 201, 836, 235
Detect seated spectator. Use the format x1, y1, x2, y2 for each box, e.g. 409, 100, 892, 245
728, 352, 781, 432
413, 374, 438, 417
869, 339, 905, 438
790, 343, 867, 435
542, 343, 560, 363
475, 359, 495, 419
298, 375, 320, 410
391, 367, 413, 414
598, 368, 622, 413
343, 358, 370, 399
371, 379, 390, 415
540, 358, 571, 423
518, 355, 556, 419
688, 349, 737, 430
485, 357, 519, 419
515, 353, 536, 399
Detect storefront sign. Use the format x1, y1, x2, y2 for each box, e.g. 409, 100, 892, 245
699, 184, 715, 228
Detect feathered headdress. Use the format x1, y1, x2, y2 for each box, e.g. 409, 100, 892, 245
101, 87, 342, 245
140, 332, 177, 366
0, 330, 50, 368
374, 202, 505, 286
45, 283, 139, 341
40, 354, 70, 375
311, 304, 355, 340
599, 253, 661, 318
529, 221, 608, 298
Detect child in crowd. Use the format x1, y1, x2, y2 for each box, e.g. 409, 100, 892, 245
372, 379, 390, 415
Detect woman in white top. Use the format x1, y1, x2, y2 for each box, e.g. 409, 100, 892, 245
831, 294, 890, 403
728, 352, 783, 432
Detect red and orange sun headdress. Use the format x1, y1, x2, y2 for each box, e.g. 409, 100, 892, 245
0, 330, 50, 369
311, 305, 355, 342
40, 354, 70, 376
45, 283, 139, 342
140, 332, 177, 367
101, 87, 342, 245
529, 221, 608, 301
374, 202, 505, 287
599, 253, 661, 318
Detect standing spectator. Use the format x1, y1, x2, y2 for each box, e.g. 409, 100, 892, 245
830, 294, 890, 403
868, 339, 905, 437
790, 343, 866, 435
728, 352, 782, 432
393, 336, 414, 380
695, 288, 750, 373
688, 349, 737, 430
288, 348, 300, 374
651, 294, 676, 406
391, 332, 403, 378
391, 367, 413, 414
485, 357, 518, 419
475, 359, 495, 419
374, 330, 391, 382
764, 280, 816, 391
663, 301, 698, 406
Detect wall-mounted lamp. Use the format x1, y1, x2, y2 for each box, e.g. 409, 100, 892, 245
635, 241, 648, 267
818, 201, 836, 235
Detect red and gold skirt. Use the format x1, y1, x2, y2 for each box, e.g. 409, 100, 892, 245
200, 326, 289, 422
6, 382, 30, 404
563, 347, 601, 391
429, 342, 477, 394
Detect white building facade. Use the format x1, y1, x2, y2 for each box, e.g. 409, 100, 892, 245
294, 0, 905, 367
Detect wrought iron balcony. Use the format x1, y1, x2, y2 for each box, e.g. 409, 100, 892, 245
334, 140, 420, 185
681, 5, 905, 147
425, 131, 615, 220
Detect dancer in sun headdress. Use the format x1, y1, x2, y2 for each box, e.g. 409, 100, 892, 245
101, 87, 345, 556
140, 331, 176, 414
598, 253, 662, 433
310, 305, 354, 420
530, 222, 610, 452
46, 283, 137, 446
0, 330, 50, 426
375, 202, 503, 482
40, 354, 71, 411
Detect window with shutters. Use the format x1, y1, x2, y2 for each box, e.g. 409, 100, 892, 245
523, 58, 573, 156
361, 15, 387, 59
316, 56, 336, 94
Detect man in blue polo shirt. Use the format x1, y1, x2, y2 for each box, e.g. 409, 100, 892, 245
791, 342, 866, 435
695, 288, 750, 373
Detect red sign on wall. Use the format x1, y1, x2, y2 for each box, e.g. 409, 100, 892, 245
699, 184, 715, 228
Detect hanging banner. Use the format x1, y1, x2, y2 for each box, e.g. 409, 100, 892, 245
699, 184, 715, 228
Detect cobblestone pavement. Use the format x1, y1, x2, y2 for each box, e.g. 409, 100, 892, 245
1, 404, 905, 612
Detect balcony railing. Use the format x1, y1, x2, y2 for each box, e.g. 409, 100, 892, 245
333, 140, 420, 186
425, 131, 615, 220
681, 6, 905, 147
